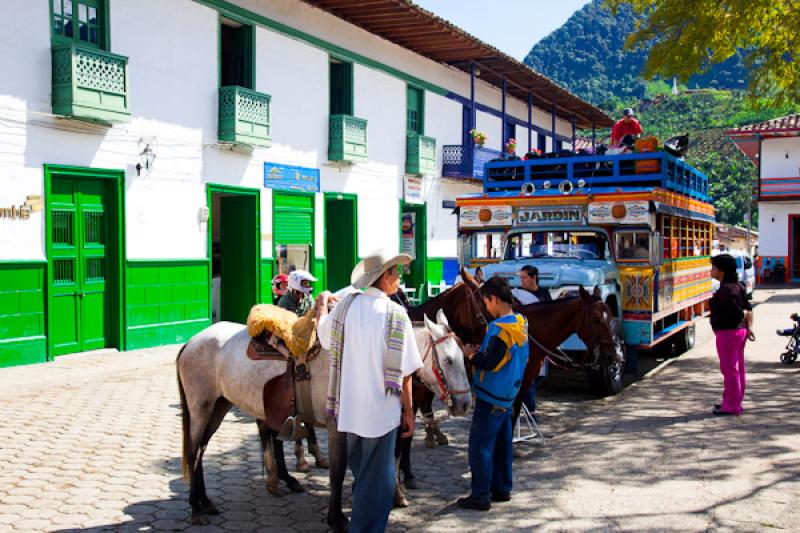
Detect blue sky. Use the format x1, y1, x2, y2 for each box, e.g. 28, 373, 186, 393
414, 0, 591, 60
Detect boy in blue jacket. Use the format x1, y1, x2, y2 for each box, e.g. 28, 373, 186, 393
459, 276, 529, 511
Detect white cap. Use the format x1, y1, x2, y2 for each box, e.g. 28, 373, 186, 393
288, 269, 317, 293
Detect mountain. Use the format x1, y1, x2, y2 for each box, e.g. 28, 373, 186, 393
524, 0, 749, 107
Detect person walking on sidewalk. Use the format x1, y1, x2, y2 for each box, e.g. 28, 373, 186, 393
316, 249, 422, 532
459, 276, 529, 510
709, 253, 754, 416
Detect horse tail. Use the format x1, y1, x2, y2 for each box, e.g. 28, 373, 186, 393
176, 344, 191, 482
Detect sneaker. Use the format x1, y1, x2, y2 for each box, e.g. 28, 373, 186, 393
457, 496, 490, 511
712, 407, 738, 416
491, 491, 511, 502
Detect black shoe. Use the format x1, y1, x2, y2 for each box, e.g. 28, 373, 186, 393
491, 491, 511, 502
714, 403, 721, 410
712, 407, 738, 416
457, 496, 490, 511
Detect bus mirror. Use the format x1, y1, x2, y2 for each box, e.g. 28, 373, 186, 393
650, 232, 663, 266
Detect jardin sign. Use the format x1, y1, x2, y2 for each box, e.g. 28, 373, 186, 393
516, 206, 583, 225
264, 163, 320, 193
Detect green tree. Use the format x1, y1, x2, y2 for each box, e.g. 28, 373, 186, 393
607, 0, 800, 106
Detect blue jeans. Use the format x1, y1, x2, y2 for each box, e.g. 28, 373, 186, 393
347, 428, 398, 533
467, 398, 513, 502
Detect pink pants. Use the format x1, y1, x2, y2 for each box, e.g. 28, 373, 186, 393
715, 328, 747, 414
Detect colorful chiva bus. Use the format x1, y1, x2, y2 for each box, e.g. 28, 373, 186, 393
457, 151, 715, 384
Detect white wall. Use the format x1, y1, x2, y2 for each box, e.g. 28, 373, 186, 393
0, 0, 587, 264
761, 137, 800, 179
758, 202, 799, 256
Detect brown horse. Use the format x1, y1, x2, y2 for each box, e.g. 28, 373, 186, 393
411, 271, 620, 427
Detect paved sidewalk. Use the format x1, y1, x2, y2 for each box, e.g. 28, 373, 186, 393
423, 289, 800, 532
0, 289, 798, 532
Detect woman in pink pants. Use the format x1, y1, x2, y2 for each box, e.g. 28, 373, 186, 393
709, 254, 754, 415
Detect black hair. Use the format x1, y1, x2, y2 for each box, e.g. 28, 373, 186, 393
711, 254, 738, 283
519, 265, 539, 280
479, 276, 514, 305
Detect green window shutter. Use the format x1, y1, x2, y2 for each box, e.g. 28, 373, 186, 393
220, 23, 254, 89
407, 87, 423, 134
51, 0, 106, 49
273, 193, 314, 245
330, 61, 353, 116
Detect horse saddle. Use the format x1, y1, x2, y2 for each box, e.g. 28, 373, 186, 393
246, 332, 289, 361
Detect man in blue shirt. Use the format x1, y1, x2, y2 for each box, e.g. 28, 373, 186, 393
459, 276, 529, 510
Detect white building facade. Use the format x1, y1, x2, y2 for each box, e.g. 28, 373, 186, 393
728, 114, 800, 284
0, 0, 608, 366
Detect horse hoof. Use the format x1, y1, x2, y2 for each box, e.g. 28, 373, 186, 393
393, 494, 409, 508
286, 478, 305, 493
328, 514, 349, 533
404, 477, 419, 490
436, 434, 449, 446
191, 512, 209, 526
267, 483, 285, 497
296, 462, 311, 473
315, 458, 330, 469
202, 501, 220, 515
424, 437, 437, 449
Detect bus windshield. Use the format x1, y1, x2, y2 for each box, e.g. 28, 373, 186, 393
505, 230, 609, 261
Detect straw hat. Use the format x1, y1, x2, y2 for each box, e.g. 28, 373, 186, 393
350, 248, 412, 289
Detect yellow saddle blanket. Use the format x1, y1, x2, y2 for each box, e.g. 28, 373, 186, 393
246, 304, 317, 358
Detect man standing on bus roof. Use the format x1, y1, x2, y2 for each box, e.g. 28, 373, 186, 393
611, 108, 643, 146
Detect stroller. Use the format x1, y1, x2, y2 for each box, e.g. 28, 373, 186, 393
776, 314, 800, 364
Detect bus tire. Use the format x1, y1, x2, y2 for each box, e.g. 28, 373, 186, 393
674, 324, 696, 354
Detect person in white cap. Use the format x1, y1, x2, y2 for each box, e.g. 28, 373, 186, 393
277, 269, 316, 317
316, 249, 422, 533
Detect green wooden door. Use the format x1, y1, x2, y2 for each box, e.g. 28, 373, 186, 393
274, 192, 314, 277
220, 195, 258, 323
50, 177, 111, 355
325, 196, 357, 291
400, 202, 427, 296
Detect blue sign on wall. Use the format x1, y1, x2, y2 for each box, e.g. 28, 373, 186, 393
263, 162, 320, 192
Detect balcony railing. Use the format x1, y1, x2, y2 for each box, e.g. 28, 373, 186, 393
51, 44, 130, 124
442, 144, 502, 180
483, 152, 710, 201
759, 177, 800, 200
406, 132, 437, 175
218, 86, 272, 148
329, 114, 368, 162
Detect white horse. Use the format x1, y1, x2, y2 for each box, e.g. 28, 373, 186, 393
177, 308, 471, 528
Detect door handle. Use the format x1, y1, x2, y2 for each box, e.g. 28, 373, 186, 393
79, 292, 86, 299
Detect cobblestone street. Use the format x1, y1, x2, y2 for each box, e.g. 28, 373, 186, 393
1, 289, 799, 532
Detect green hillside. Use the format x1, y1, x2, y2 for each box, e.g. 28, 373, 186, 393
524, 0, 748, 107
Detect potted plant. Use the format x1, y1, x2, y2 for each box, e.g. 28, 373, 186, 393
505, 137, 517, 154
469, 129, 487, 146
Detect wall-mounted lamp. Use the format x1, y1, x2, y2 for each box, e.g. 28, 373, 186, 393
786, 151, 790, 159
136, 144, 156, 176
772, 216, 776, 222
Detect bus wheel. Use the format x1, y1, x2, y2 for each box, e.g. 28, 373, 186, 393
674, 324, 696, 354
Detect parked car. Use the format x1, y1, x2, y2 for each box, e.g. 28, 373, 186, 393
711, 250, 755, 299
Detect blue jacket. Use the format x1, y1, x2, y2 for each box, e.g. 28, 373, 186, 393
472, 314, 529, 408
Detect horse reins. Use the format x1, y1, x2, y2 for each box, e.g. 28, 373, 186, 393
421, 330, 471, 404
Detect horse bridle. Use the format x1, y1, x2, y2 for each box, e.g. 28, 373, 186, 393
421, 328, 471, 404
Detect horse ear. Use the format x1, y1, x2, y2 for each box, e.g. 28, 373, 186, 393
461, 267, 479, 289
579, 286, 591, 302
592, 286, 601, 300
436, 308, 451, 329
423, 312, 436, 331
